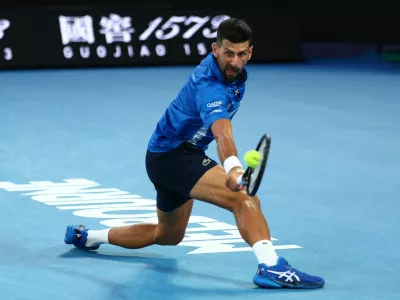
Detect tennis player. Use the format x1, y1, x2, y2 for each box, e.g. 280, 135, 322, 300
64, 18, 325, 289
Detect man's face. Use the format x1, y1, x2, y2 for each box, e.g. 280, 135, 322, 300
212, 39, 253, 81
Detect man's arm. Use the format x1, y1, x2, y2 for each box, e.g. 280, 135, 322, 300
195, 81, 243, 191
211, 119, 244, 191
211, 118, 238, 162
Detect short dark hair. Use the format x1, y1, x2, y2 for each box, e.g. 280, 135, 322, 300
217, 18, 252, 46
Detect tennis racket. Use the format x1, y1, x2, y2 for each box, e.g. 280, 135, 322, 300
237, 134, 271, 196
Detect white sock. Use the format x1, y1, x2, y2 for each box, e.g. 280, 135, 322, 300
252, 240, 279, 266
85, 229, 110, 247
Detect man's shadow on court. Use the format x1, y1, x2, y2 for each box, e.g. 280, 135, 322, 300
58, 248, 315, 299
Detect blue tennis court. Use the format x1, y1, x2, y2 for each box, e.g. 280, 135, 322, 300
1, 54, 399, 300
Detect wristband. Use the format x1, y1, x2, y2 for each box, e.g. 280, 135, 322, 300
223, 156, 243, 174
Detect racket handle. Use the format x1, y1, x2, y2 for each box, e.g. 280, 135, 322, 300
236, 174, 244, 186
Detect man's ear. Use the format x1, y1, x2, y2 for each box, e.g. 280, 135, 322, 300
248, 45, 253, 60
212, 42, 218, 57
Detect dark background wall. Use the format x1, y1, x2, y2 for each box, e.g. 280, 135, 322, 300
1, 0, 399, 69
2, 0, 399, 43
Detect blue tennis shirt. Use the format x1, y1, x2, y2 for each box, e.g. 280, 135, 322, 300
147, 52, 248, 153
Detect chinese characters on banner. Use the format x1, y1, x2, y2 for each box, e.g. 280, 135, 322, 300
0, 8, 303, 68
99, 14, 135, 44
58, 13, 230, 60
59, 15, 95, 45
0, 19, 13, 61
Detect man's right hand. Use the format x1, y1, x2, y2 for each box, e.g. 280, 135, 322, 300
226, 166, 245, 192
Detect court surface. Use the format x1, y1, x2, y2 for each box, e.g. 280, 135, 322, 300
1, 55, 399, 300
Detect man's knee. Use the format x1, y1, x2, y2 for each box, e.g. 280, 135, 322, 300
251, 194, 261, 208
230, 195, 261, 213
155, 228, 186, 246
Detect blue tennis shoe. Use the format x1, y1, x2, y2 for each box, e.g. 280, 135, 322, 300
64, 224, 100, 251
253, 257, 325, 289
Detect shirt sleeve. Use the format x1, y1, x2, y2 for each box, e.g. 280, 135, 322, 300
195, 81, 230, 130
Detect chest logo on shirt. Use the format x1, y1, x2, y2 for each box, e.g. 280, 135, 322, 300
234, 89, 240, 97
207, 101, 222, 108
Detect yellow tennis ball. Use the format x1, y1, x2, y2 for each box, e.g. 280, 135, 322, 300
244, 150, 261, 168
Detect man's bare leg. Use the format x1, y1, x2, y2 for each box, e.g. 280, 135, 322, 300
190, 165, 270, 246
84, 199, 194, 249
189, 165, 278, 266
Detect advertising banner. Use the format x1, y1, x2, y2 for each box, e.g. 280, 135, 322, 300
0, 7, 303, 69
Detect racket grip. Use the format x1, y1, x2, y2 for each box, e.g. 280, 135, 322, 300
236, 174, 244, 186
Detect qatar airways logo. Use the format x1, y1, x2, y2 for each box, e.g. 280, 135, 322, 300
207, 101, 222, 108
